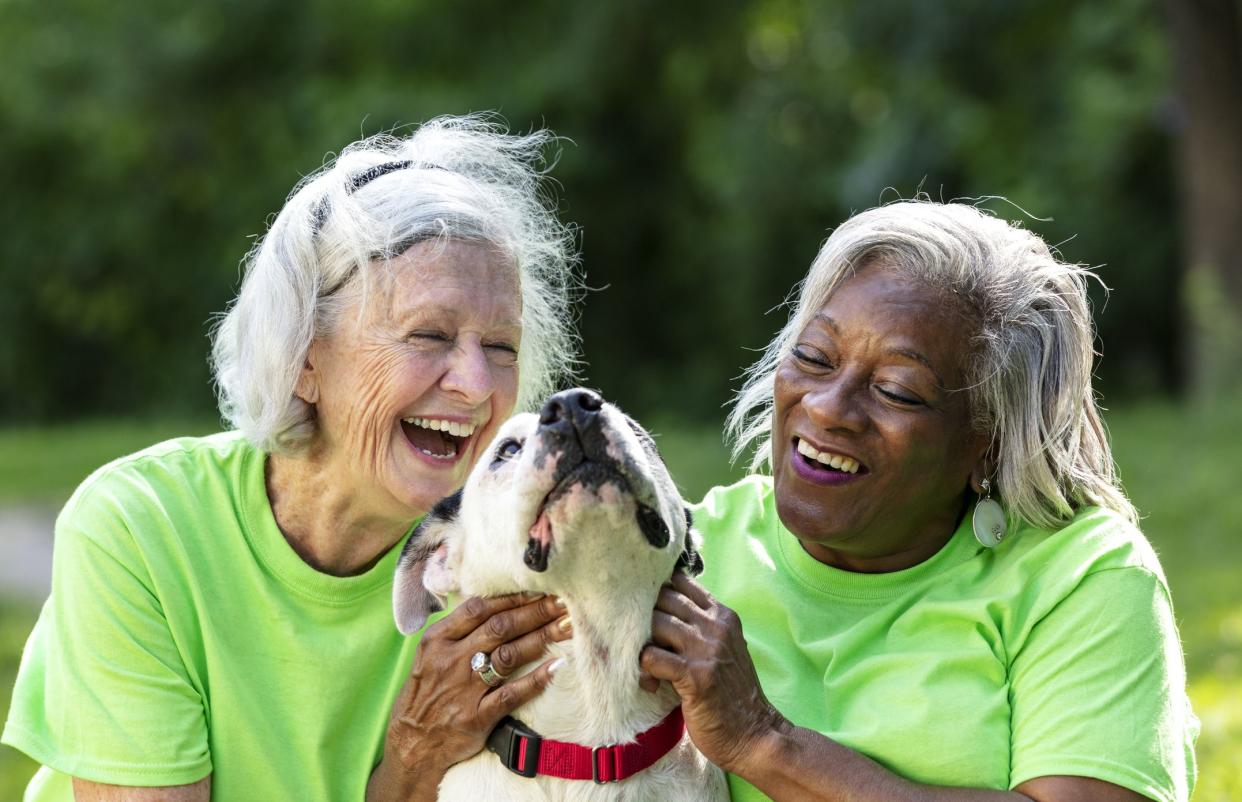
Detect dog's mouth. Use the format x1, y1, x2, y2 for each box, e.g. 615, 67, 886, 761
523, 460, 667, 572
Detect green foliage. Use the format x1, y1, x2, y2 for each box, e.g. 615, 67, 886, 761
0, 0, 1180, 426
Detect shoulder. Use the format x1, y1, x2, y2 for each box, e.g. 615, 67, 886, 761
690, 474, 774, 533
998, 506, 1170, 595
57, 432, 257, 553
690, 476, 783, 601
983, 506, 1178, 646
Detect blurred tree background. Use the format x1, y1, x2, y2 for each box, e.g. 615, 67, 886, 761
3, 0, 1234, 423
3, 0, 1242, 798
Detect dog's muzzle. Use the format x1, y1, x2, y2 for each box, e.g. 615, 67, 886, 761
523, 389, 669, 572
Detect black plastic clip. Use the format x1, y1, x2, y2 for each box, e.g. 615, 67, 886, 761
486, 716, 543, 778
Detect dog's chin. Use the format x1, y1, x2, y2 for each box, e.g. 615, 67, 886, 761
522, 476, 640, 573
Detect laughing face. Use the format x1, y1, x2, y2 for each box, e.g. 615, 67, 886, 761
772, 262, 990, 572
296, 239, 522, 525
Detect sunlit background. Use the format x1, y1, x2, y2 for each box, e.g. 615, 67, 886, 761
2, 0, 1239, 797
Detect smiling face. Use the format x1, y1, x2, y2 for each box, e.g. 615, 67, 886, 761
772, 262, 990, 571
296, 239, 522, 525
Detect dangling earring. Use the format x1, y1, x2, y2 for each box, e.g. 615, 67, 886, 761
972, 478, 1007, 547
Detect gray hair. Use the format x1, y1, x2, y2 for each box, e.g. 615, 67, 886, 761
726, 199, 1137, 528
211, 114, 581, 454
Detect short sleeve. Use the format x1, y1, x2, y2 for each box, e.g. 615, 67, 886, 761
1, 477, 212, 786
1008, 567, 1198, 801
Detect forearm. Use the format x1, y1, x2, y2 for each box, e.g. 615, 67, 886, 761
737, 721, 1031, 802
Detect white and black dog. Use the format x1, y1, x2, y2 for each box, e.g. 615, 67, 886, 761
393, 388, 728, 801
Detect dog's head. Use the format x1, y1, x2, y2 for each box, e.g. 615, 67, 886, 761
394, 388, 703, 634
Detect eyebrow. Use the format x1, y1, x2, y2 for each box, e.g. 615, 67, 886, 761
813, 312, 841, 334
887, 348, 946, 387
814, 314, 947, 387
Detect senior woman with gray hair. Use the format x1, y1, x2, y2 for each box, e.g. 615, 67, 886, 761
642, 201, 1198, 801
3, 116, 580, 801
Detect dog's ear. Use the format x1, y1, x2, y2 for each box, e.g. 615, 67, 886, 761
674, 506, 705, 576
394, 490, 464, 635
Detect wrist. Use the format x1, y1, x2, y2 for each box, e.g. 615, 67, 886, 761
726, 707, 793, 777
367, 753, 446, 802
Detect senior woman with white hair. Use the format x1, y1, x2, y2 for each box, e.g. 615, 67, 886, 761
642, 201, 1198, 801
3, 116, 581, 801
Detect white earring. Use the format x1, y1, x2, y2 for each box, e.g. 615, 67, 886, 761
972, 478, 1007, 548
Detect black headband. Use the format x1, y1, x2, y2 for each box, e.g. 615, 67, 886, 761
311, 160, 447, 233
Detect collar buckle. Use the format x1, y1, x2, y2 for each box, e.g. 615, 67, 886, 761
486, 716, 542, 778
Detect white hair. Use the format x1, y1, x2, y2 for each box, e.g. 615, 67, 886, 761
726, 199, 1137, 528
211, 114, 581, 454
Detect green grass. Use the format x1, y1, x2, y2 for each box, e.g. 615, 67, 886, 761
0, 418, 219, 505
1, 403, 1239, 799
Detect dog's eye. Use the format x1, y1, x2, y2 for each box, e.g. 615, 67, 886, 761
493, 438, 523, 464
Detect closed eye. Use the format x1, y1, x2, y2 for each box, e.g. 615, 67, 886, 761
409, 330, 451, 343
876, 385, 924, 406
792, 345, 834, 369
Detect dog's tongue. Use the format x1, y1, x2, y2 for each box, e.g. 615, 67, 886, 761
524, 510, 553, 572
530, 510, 553, 548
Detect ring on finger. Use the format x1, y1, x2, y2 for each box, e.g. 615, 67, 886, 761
470, 650, 508, 687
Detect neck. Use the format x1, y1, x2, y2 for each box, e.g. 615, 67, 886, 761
515, 573, 680, 745
266, 449, 415, 577
801, 497, 970, 573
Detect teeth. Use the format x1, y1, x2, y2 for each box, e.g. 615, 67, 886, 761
796, 438, 860, 474
401, 417, 477, 438
418, 445, 458, 460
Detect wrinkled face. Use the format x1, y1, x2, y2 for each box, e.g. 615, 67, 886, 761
298, 239, 521, 524
772, 263, 989, 568
394, 389, 700, 634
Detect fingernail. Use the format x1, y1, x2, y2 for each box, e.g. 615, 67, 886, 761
557, 614, 572, 632
553, 596, 568, 610
522, 591, 544, 600
549, 657, 565, 674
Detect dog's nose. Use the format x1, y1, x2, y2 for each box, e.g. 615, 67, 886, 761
539, 388, 603, 431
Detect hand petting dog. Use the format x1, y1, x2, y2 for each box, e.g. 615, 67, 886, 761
643, 573, 788, 777
368, 593, 571, 801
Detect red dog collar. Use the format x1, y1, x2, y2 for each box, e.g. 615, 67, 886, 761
485, 706, 686, 783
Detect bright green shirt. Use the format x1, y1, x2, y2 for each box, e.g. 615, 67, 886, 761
2, 433, 421, 800
694, 476, 1198, 802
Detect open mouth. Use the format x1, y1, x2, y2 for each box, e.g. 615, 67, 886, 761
792, 437, 868, 485
523, 460, 654, 572
401, 416, 477, 462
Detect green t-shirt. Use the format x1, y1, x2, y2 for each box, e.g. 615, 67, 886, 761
2, 433, 422, 800
694, 476, 1198, 802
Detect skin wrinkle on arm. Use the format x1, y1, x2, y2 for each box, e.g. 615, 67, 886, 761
742, 721, 1150, 801
72, 775, 211, 802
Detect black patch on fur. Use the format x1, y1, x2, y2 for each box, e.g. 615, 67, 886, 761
524, 537, 551, 572
675, 507, 705, 576
399, 489, 462, 565
636, 504, 670, 548
625, 416, 661, 457
430, 488, 463, 521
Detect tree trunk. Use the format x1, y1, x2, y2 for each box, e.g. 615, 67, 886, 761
1164, 0, 1242, 397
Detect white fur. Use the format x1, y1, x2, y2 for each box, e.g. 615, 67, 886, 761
396, 402, 727, 801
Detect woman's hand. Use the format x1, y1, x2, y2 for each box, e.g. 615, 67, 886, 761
369, 593, 571, 801
640, 573, 786, 775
